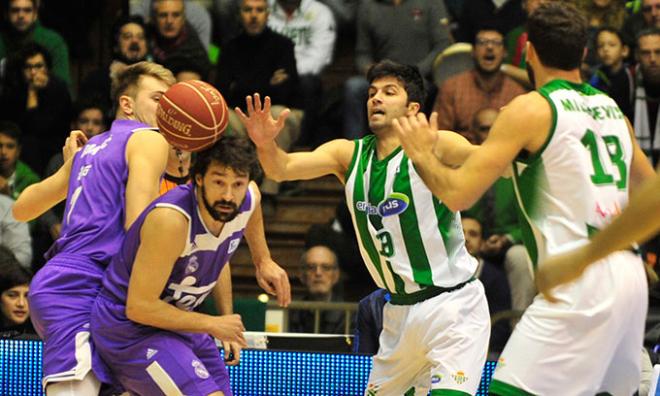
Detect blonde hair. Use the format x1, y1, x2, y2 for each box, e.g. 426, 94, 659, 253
110, 61, 175, 103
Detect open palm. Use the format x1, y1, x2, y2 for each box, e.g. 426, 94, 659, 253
235, 94, 290, 147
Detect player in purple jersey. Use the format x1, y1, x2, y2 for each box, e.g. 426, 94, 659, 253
11, 61, 176, 395
91, 135, 266, 396
12, 62, 291, 395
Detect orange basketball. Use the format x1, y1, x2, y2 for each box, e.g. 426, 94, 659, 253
156, 80, 229, 152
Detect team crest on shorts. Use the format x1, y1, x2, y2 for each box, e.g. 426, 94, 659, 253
366, 383, 380, 395
451, 371, 468, 385
192, 359, 210, 379
431, 374, 443, 384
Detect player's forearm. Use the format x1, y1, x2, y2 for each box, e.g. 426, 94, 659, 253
409, 152, 475, 211
256, 140, 293, 182
244, 202, 271, 268
12, 161, 71, 221
436, 132, 478, 167
582, 175, 660, 265
213, 264, 233, 315
126, 299, 219, 335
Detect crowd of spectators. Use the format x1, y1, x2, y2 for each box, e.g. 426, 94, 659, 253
0, 0, 659, 365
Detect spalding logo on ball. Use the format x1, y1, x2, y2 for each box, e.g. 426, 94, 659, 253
156, 80, 229, 152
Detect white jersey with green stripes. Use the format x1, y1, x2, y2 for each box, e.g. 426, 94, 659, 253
513, 79, 632, 268
344, 135, 477, 295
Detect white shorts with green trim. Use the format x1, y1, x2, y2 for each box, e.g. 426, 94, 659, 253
364, 280, 490, 396
491, 251, 648, 396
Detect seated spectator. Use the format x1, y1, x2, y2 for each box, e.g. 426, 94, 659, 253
289, 244, 346, 334
0, 121, 39, 200
305, 202, 374, 301
132, 0, 213, 51
80, 15, 151, 116
622, 0, 660, 53
577, 0, 626, 77
589, 27, 634, 119
353, 288, 388, 354
471, 107, 499, 144
433, 27, 527, 133
45, 100, 108, 177
456, 0, 525, 44
0, 245, 34, 338
343, 0, 452, 140
217, 0, 302, 212
0, 0, 71, 89
151, 0, 212, 80
268, 0, 336, 146
461, 215, 511, 355
0, 43, 71, 175
0, 195, 31, 269
633, 28, 660, 165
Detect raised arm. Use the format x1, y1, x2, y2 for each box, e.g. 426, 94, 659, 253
536, 173, 660, 301
235, 94, 353, 183
393, 93, 547, 211
12, 130, 88, 221
125, 207, 246, 346
124, 130, 169, 229
242, 182, 291, 307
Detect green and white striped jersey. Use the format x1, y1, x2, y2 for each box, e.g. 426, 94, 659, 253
344, 135, 477, 295
513, 79, 632, 268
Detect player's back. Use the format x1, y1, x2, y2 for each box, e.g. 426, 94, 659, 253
46, 119, 156, 266
513, 79, 632, 265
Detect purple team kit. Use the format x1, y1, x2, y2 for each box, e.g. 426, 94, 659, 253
91, 184, 254, 395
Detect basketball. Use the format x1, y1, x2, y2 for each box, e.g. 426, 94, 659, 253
156, 80, 229, 152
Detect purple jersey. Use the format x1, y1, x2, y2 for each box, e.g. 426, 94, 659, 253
46, 120, 156, 265
100, 183, 255, 312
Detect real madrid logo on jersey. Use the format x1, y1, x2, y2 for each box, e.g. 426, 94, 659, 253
185, 256, 199, 274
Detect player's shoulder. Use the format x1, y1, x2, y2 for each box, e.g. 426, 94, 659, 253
126, 129, 169, 161
144, 205, 190, 234
501, 91, 552, 122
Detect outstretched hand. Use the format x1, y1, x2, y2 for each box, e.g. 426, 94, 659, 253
255, 258, 291, 307
235, 94, 290, 147
536, 249, 589, 303
392, 112, 439, 162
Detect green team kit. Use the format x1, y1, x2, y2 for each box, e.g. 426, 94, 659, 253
491, 80, 647, 395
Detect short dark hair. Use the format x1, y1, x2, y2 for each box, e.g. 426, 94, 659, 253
111, 14, 147, 49
0, 246, 31, 294
191, 134, 262, 181
366, 60, 426, 106
596, 27, 626, 47
71, 99, 108, 125
17, 42, 52, 70
474, 25, 504, 43
0, 121, 22, 143
527, 2, 588, 70
637, 27, 660, 47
